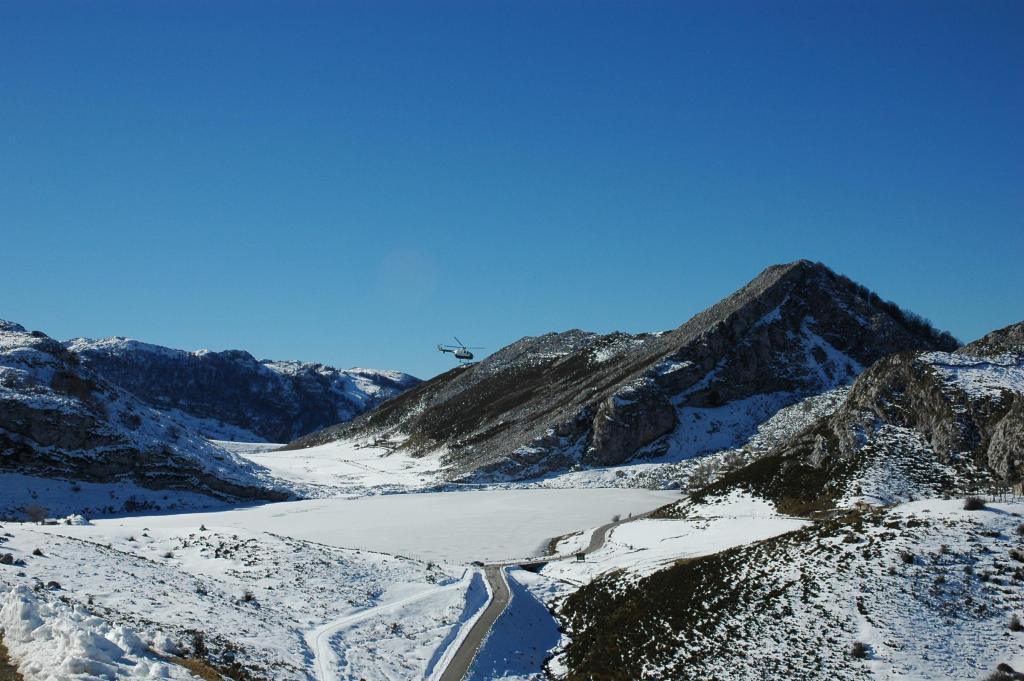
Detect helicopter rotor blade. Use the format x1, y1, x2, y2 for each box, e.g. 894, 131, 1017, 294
454, 336, 465, 348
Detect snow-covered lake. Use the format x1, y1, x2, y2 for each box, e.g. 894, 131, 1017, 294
61, 488, 681, 564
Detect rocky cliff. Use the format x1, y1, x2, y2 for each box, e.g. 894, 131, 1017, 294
0, 320, 285, 504
67, 337, 420, 442
288, 261, 958, 479
704, 320, 1024, 512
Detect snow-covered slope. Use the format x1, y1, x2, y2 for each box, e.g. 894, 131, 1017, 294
289, 261, 958, 482
482, 323, 1024, 681
67, 336, 420, 442
554, 496, 1024, 680
0, 320, 285, 518
0, 517, 462, 680
703, 321, 1024, 513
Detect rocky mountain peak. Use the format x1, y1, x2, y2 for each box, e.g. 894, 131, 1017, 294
287, 262, 959, 480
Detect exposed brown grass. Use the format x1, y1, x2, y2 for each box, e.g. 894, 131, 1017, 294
162, 654, 222, 681
0, 635, 25, 681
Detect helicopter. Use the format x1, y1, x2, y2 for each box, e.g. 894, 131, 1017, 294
437, 337, 485, 362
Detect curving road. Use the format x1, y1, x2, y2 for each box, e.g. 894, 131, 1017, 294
437, 507, 664, 681
436, 566, 510, 681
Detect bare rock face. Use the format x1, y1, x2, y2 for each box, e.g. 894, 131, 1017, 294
588, 380, 677, 466
0, 320, 285, 503
987, 398, 1024, 480
735, 322, 1024, 512
290, 261, 959, 478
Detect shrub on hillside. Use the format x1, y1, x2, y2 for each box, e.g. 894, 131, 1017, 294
24, 504, 47, 523
850, 641, 869, 658
964, 496, 987, 511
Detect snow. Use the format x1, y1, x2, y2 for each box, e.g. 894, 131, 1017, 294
310, 569, 489, 681
540, 491, 807, 583
235, 438, 442, 496
32, 488, 680, 565
921, 351, 1024, 401
466, 570, 560, 681
665, 391, 802, 457
1, 585, 192, 680
0, 519, 457, 680
838, 423, 967, 507
654, 358, 694, 376
544, 495, 1024, 681
0, 487, 676, 680
0, 472, 253, 520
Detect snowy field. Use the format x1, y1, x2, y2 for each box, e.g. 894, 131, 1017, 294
0, 518, 465, 680
224, 438, 443, 496
35, 488, 680, 565
541, 492, 808, 583
0, 487, 678, 680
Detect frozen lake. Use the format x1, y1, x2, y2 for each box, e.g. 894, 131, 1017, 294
73, 488, 681, 564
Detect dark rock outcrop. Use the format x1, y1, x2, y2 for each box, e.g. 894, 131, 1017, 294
960, 320, 1024, 357
711, 321, 1024, 513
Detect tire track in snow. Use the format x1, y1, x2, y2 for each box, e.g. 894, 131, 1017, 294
308, 570, 474, 681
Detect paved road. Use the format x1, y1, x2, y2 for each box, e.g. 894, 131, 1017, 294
437, 506, 667, 681
437, 566, 510, 681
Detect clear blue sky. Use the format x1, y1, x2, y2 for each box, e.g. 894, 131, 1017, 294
2, 1, 1021, 378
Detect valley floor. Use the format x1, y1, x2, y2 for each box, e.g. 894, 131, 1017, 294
2, 437, 1022, 681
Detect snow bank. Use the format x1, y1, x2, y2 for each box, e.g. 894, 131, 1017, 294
0, 585, 188, 680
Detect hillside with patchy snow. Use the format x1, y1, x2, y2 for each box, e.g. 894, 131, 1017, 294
0, 320, 285, 519
700, 321, 1024, 513
68, 336, 420, 442
553, 496, 1024, 681
288, 261, 958, 483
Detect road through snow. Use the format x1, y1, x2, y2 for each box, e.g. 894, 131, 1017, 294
437, 507, 669, 681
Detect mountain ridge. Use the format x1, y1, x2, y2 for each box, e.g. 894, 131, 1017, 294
0, 320, 285, 511
286, 261, 959, 481
67, 335, 420, 442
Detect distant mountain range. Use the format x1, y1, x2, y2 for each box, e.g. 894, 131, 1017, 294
2, 260, 1020, 679
3, 260, 1019, 525
0, 322, 419, 514
67, 336, 420, 442
0, 320, 284, 506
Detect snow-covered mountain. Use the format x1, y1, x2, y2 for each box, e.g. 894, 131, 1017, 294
702, 320, 1024, 512
67, 336, 420, 442
542, 321, 1024, 681
288, 261, 958, 480
0, 320, 285, 516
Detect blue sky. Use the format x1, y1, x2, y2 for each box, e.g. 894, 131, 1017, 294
2, 1, 1021, 378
